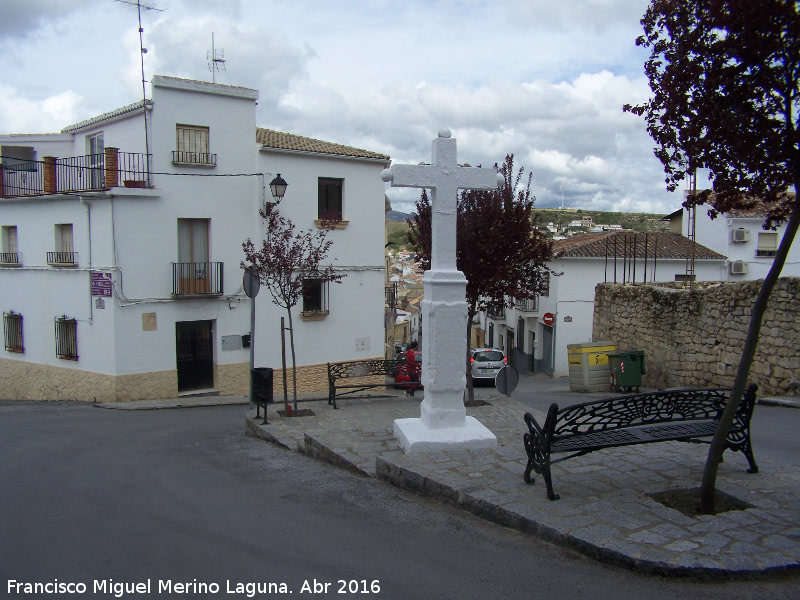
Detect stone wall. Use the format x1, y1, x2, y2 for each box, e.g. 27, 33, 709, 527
592, 278, 800, 396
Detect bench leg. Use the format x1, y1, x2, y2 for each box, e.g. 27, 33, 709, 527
740, 439, 759, 474
523, 432, 560, 500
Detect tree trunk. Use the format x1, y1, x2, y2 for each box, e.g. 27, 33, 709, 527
700, 203, 800, 513
287, 308, 298, 411
465, 299, 477, 404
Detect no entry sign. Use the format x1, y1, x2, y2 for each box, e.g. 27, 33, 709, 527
543, 312, 555, 326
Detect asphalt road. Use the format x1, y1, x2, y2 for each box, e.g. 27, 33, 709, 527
1, 401, 798, 600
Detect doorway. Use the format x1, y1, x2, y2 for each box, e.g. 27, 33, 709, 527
176, 320, 214, 392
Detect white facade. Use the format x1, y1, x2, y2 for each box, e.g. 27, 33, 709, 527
668, 206, 800, 280
0, 76, 389, 401
483, 232, 727, 379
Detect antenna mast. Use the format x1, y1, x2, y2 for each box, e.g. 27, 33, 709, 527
115, 0, 163, 183
208, 33, 227, 84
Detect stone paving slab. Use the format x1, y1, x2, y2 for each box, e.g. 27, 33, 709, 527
246, 393, 800, 579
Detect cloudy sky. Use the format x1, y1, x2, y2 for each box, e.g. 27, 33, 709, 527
0, 0, 689, 215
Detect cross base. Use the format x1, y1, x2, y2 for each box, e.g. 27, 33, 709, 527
393, 417, 498, 454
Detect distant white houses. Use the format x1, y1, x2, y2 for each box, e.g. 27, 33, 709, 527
480, 231, 727, 378
0, 75, 390, 402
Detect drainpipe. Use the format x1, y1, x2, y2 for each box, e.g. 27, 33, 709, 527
80, 196, 93, 325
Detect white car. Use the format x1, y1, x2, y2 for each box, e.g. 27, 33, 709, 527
470, 348, 507, 385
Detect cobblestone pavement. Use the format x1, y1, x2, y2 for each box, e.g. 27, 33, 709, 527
244, 382, 800, 579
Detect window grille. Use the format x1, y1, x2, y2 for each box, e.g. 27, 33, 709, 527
3, 311, 23, 353
302, 276, 329, 315
318, 178, 343, 219
55, 316, 78, 360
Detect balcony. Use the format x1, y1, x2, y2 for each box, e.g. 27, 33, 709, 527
0, 252, 21, 266
47, 251, 78, 267
487, 304, 505, 320
0, 149, 150, 198
172, 262, 223, 296
171, 151, 217, 167
514, 297, 539, 313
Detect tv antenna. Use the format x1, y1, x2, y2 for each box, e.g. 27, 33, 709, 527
115, 0, 164, 182
560, 184, 565, 210
208, 33, 226, 84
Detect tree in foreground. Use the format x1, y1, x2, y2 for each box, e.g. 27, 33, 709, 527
624, 0, 800, 512
407, 155, 553, 403
242, 208, 344, 413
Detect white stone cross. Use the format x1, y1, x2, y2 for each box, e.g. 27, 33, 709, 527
382, 129, 502, 453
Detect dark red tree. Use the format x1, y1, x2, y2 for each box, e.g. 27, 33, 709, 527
407, 155, 553, 402
242, 207, 344, 411
625, 0, 800, 512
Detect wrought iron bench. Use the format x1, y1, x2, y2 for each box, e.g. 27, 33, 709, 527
523, 384, 759, 500
327, 359, 400, 409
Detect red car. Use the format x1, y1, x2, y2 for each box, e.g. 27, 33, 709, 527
393, 351, 423, 389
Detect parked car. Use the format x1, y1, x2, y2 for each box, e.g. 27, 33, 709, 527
470, 348, 507, 385
394, 351, 423, 389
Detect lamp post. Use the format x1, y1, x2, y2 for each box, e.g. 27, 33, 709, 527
248, 174, 289, 421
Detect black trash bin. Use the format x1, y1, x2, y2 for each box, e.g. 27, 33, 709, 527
250, 367, 274, 423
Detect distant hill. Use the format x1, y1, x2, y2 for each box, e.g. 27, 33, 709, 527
386, 210, 412, 222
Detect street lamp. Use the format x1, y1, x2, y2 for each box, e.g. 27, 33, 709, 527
269, 173, 288, 203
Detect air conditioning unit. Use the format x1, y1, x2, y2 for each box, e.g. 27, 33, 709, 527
731, 228, 750, 243
730, 260, 749, 275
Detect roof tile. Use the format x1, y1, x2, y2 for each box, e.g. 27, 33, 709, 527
256, 128, 389, 160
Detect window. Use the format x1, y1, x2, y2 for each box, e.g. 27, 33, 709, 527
301, 275, 329, 319
48, 224, 76, 265
756, 232, 778, 257
318, 178, 343, 220
175, 219, 219, 295
174, 125, 215, 166
55, 316, 78, 360
1, 226, 20, 264
86, 132, 104, 188
3, 311, 23, 353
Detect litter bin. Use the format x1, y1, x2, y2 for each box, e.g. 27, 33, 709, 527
567, 341, 616, 392
608, 351, 645, 393
250, 367, 274, 405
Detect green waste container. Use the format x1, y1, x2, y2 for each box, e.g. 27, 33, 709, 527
609, 351, 645, 393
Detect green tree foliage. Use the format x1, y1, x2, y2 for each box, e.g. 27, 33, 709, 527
625, 0, 800, 512
407, 155, 553, 402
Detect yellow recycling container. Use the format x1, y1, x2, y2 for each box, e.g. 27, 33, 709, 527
567, 341, 616, 392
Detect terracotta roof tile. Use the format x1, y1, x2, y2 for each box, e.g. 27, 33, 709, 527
553, 232, 726, 260
256, 128, 389, 161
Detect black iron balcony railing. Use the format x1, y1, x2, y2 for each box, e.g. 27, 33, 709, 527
1, 151, 151, 198
172, 151, 217, 167
1, 161, 45, 196
514, 297, 539, 312
0, 252, 21, 265
56, 154, 105, 192
118, 152, 151, 188
487, 304, 505, 319
172, 262, 223, 296
47, 251, 78, 266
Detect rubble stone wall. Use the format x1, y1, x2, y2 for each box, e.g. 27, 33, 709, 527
592, 278, 800, 396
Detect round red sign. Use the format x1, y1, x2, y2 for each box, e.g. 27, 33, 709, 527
543, 312, 555, 326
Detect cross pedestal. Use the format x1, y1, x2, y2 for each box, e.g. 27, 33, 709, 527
382, 129, 502, 453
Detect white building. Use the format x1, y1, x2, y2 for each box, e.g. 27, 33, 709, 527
664, 200, 800, 280
482, 231, 727, 378
0, 75, 389, 402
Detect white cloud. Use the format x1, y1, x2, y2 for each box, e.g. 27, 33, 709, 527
0, 0, 685, 215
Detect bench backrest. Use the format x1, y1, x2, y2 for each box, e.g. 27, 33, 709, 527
549, 385, 758, 438
327, 359, 399, 383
